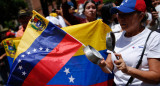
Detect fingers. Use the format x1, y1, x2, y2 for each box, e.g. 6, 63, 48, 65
113, 54, 129, 73
114, 53, 123, 66
98, 59, 107, 67
114, 59, 121, 65
114, 53, 122, 59
116, 63, 124, 69
152, 11, 159, 19
114, 59, 129, 73
152, 0, 160, 7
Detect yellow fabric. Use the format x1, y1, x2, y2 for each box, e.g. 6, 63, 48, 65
2, 37, 21, 58
14, 10, 49, 61
14, 10, 111, 60
75, 9, 77, 13
50, 13, 58, 17
62, 19, 112, 56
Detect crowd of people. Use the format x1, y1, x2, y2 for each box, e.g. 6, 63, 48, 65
0, 0, 160, 85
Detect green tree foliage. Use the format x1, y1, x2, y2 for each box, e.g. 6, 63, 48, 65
0, 0, 27, 26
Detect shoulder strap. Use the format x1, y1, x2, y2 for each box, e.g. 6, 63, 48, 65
125, 30, 153, 86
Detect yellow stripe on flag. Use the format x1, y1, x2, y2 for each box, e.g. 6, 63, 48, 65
62, 19, 111, 56
14, 10, 49, 60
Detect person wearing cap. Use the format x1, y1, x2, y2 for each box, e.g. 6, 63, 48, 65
98, 0, 160, 86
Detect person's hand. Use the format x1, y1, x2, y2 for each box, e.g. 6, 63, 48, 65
56, 10, 62, 15
98, 58, 107, 68
0, 53, 6, 61
152, 0, 160, 7
150, 8, 159, 26
114, 53, 129, 73
151, 11, 159, 20
0, 56, 3, 60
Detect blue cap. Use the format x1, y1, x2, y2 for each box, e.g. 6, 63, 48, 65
111, 0, 146, 14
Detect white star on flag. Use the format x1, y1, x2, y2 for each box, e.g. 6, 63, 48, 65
39, 47, 43, 51
22, 71, 26, 76
21, 54, 25, 58
45, 48, 49, 52
121, 3, 124, 6
27, 51, 31, 55
33, 48, 37, 52
69, 75, 75, 83
64, 67, 70, 75
18, 65, 23, 70
18, 59, 22, 63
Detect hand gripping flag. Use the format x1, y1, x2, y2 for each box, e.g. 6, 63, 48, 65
7, 10, 82, 86
1, 37, 21, 69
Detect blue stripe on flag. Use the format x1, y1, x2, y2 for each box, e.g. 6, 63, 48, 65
7, 56, 14, 70
8, 22, 67, 85
47, 50, 114, 85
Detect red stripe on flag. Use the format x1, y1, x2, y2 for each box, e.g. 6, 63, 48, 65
45, 79, 113, 86
22, 34, 82, 86
90, 79, 113, 86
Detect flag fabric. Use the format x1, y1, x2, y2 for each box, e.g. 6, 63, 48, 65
7, 10, 82, 86
1, 37, 21, 69
7, 10, 114, 85
49, 19, 113, 86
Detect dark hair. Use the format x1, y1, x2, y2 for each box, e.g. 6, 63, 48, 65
115, 0, 123, 6
83, 0, 96, 12
134, 11, 148, 27
135, 11, 148, 22
142, 13, 148, 23
144, 0, 156, 12
101, 2, 113, 25
95, 1, 102, 6
18, 9, 32, 19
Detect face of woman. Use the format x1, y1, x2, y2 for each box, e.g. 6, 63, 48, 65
84, 2, 96, 20
117, 11, 143, 33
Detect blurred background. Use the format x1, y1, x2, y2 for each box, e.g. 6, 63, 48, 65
0, 0, 120, 33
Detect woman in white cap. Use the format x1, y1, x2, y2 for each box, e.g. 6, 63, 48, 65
98, 0, 160, 86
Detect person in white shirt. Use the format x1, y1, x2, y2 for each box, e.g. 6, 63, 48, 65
98, 0, 160, 86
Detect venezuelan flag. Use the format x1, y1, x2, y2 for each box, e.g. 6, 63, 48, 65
1, 37, 21, 69
47, 20, 113, 86
7, 10, 82, 86
7, 11, 113, 85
